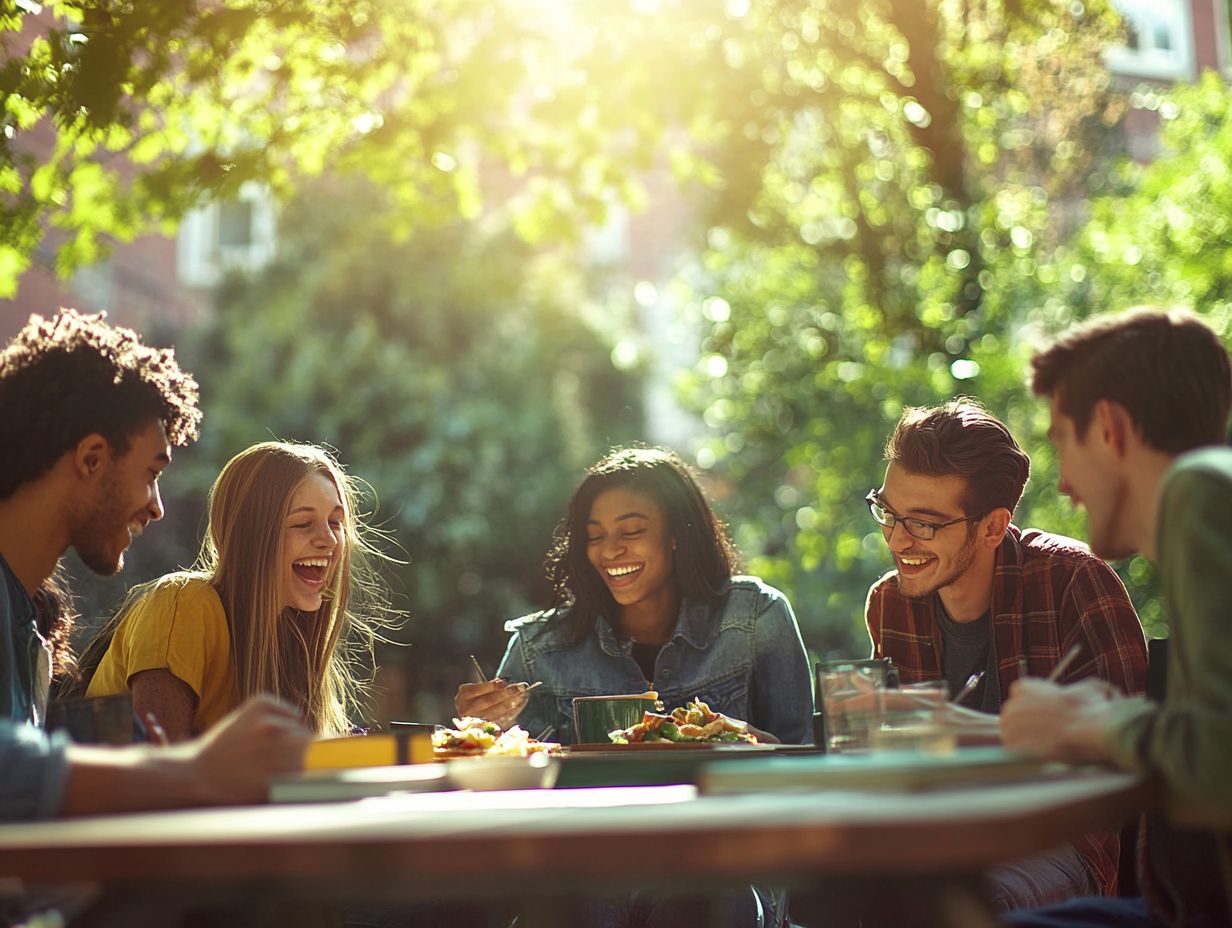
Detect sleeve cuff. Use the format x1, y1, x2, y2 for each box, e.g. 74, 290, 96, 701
1104, 695, 1157, 772
0, 725, 71, 821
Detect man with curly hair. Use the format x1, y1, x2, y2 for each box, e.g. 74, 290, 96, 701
0, 307, 202, 709
0, 309, 308, 829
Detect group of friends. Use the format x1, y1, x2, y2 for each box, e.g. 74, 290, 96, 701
0, 304, 1229, 928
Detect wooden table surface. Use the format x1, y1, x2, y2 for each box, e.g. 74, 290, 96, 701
0, 769, 1150, 889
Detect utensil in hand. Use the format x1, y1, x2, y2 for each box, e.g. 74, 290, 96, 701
144, 710, 170, 746
468, 654, 489, 684
951, 671, 985, 705
1047, 642, 1085, 682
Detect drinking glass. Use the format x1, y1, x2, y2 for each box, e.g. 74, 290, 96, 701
871, 681, 956, 754
818, 664, 883, 753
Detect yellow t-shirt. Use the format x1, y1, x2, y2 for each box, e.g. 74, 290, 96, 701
87, 575, 237, 734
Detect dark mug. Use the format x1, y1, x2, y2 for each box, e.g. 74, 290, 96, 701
46, 692, 137, 745
388, 721, 439, 764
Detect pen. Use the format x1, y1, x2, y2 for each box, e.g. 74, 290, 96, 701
1047, 642, 1085, 682
144, 710, 169, 746
951, 671, 985, 705
468, 654, 489, 684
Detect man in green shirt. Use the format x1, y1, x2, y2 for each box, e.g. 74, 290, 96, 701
1002, 307, 1232, 927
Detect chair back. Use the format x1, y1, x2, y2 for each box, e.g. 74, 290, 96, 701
1147, 637, 1169, 702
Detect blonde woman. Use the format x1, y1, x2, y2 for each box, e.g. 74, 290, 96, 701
77, 441, 391, 740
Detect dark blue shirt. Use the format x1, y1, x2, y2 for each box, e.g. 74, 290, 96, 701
0, 554, 68, 820
2, 552, 44, 725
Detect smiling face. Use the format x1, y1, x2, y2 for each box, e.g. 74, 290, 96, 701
72, 420, 172, 576
877, 463, 981, 600
1048, 395, 1132, 560
281, 471, 345, 612
585, 485, 677, 620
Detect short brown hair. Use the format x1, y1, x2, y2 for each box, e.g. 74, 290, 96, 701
885, 398, 1031, 517
1031, 307, 1231, 453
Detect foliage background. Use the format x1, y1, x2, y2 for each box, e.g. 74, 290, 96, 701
8, 1, 1232, 723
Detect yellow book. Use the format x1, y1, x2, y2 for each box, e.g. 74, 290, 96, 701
305, 732, 433, 770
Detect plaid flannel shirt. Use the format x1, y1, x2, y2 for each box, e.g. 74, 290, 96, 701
866, 525, 1149, 896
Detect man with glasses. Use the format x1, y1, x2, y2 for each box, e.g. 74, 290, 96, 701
865, 398, 1148, 910
1001, 308, 1232, 927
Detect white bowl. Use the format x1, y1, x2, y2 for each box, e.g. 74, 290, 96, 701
445, 753, 561, 791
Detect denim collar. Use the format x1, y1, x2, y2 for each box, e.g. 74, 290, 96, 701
594, 596, 716, 656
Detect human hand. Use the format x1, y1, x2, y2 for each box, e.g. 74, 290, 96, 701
454, 679, 530, 730
1001, 678, 1120, 764
737, 720, 781, 744
187, 695, 311, 805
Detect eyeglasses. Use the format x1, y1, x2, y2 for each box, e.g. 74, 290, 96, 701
865, 490, 982, 541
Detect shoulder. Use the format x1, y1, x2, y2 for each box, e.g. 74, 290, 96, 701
503, 607, 575, 648
1162, 448, 1232, 504
1013, 527, 1117, 582
723, 576, 791, 618
1014, 527, 1096, 562
0, 556, 33, 618
866, 569, 899, 607
1014, 528, 1131, 605
127, 574, 224, 624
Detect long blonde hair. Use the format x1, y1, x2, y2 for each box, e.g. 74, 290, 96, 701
202, 441, 391, 734
69, 442, 393, 734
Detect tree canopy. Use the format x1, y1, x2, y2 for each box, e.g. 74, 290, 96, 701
11, 1, 1232, 712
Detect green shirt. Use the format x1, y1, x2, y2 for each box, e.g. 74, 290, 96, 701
1107, 447, 1232, 923
1108, 448, 1232, 811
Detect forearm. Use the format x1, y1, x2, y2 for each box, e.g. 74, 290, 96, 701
58, 743, 211, 816
1109, 697, 1232, 818
131, 668, 197, 741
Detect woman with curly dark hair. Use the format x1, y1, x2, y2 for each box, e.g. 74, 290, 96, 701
456, 446, 812, 744
456, 446, 811, 928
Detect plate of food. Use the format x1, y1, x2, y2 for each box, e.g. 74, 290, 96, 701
432, 716, 560, 759
580, 699, 766, 749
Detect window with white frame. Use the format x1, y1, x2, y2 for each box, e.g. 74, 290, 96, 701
1105, 0, 1195, 80
176, 184, 277, 288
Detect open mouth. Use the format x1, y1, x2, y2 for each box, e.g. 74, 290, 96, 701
897, 555, 934, 575
604, 563, 643, 584
292, 558, 330, 587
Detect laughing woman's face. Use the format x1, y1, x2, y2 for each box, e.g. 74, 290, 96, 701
585, 486, 676, 615
281, 472, 345, 612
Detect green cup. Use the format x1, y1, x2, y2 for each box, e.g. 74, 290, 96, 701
572, 694, 661, 744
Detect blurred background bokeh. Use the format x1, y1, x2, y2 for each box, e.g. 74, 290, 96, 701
3, 0, 1231, 724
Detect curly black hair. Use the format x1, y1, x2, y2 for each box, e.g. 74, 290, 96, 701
0, 308, 202, 500
544, 446, 740, 646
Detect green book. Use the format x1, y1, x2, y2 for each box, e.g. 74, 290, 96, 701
699, 747, 1064, 794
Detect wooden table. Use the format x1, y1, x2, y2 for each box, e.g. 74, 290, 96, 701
0, 767, 1150, 927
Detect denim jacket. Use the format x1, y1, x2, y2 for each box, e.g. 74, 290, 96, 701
495, 576, 814, 745
1, 554, 67, 821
